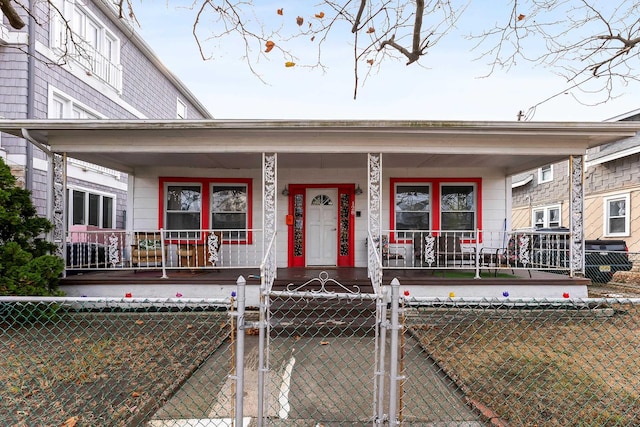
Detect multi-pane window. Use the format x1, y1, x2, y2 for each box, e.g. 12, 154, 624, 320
604, 194, 629, 236
165, 185, 202, 234
161, 179, 252, 242
539, 165, 553, 183
211, 185, 248, 238
440, 184, 476, 231
67, 188, 114, 228
391, 179, 481, 237
50, 0, 121, 90
49, 91, 102, 119
532, 205, 561, 228
394, 184, 430, 230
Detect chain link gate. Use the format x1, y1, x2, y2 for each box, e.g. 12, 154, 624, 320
255, 271, 384, 426
251, 274, 481, 427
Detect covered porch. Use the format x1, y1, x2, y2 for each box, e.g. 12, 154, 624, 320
1, 119, 639, 301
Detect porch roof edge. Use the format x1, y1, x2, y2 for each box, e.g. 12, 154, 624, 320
1, 118, 640, 133
2, 120, 639, 153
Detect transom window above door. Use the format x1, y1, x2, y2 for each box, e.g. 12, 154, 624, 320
311, 194, 333, 206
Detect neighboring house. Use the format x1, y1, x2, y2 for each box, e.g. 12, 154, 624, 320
0, 0, 212, 231
511, 110, 640, 252
1, 119, 639, 303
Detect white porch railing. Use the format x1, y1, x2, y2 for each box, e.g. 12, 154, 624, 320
377, 229, 574, 276
65, 228, 265, 273
64, 228, 575, 276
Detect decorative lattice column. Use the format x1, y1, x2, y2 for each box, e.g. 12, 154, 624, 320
368, 153, 382, 240
51, 153, 67, 260
569, 155, 584, 275
262, 153, 277, 256
368, 153, 383, 281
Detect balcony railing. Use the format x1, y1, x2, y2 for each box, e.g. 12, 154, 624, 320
60, 39, 122, 92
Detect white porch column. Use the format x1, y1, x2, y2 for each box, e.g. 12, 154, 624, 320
569, 155, 584, 275
368, 153, 382, 250
368, 153, 382, 239
52, 153, 67, 260
262, 153, 277, 254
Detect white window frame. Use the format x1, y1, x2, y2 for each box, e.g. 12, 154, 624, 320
603, 193, 630, 237
532, 204, 561, 228
49, 0, 122, 91
48, 87, 106, 119
67, 186, 116, 229
538, 165, 553, 184
177, 99, 187, 119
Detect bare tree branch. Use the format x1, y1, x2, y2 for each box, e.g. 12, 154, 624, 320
1, 0, 26, 29
9, 0, 640, 104
471, 0, 640, 108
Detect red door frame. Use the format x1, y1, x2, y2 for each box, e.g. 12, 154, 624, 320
286, 183, 356, 267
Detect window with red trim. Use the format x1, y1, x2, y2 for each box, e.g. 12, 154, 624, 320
211, 184, 248, 240
390, 178, 482, 240
159, 177, 252, 243
440, 184, 477, 233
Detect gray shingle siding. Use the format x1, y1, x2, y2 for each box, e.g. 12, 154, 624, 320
1, 0, 210, 224
586, 153, 640, 194
512, 161, 570, 208
513, 154, 640, 210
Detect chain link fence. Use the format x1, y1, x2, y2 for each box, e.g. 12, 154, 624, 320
0, 297, 233, 427
4, 292, 640, 426
403, 297, 640, 426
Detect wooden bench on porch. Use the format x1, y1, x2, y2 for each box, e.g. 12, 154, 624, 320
413, 233, 476, 267
176, 231, 222, 268
131, 232, 164, 267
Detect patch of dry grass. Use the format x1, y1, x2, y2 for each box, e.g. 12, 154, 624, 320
1, 309, 230, 426
409, 304, 640, 426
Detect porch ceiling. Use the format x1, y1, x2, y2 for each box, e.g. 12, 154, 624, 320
2, 119, 639, 175
67, 152, 570, 176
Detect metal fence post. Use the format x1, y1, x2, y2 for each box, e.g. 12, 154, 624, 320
388, 278, 401, 426
257, 279, 267, 426
235, 276, 246, 426
375, 286, 389, 424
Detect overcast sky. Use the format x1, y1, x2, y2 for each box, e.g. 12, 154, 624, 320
131, 1, 640, 122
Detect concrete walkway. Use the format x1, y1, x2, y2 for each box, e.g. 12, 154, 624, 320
148, 333, 483, 426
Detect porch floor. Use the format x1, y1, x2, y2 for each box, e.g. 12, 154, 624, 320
61, 267, 588, 291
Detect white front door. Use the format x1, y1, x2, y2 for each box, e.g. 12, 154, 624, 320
306, 188, 338, 266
